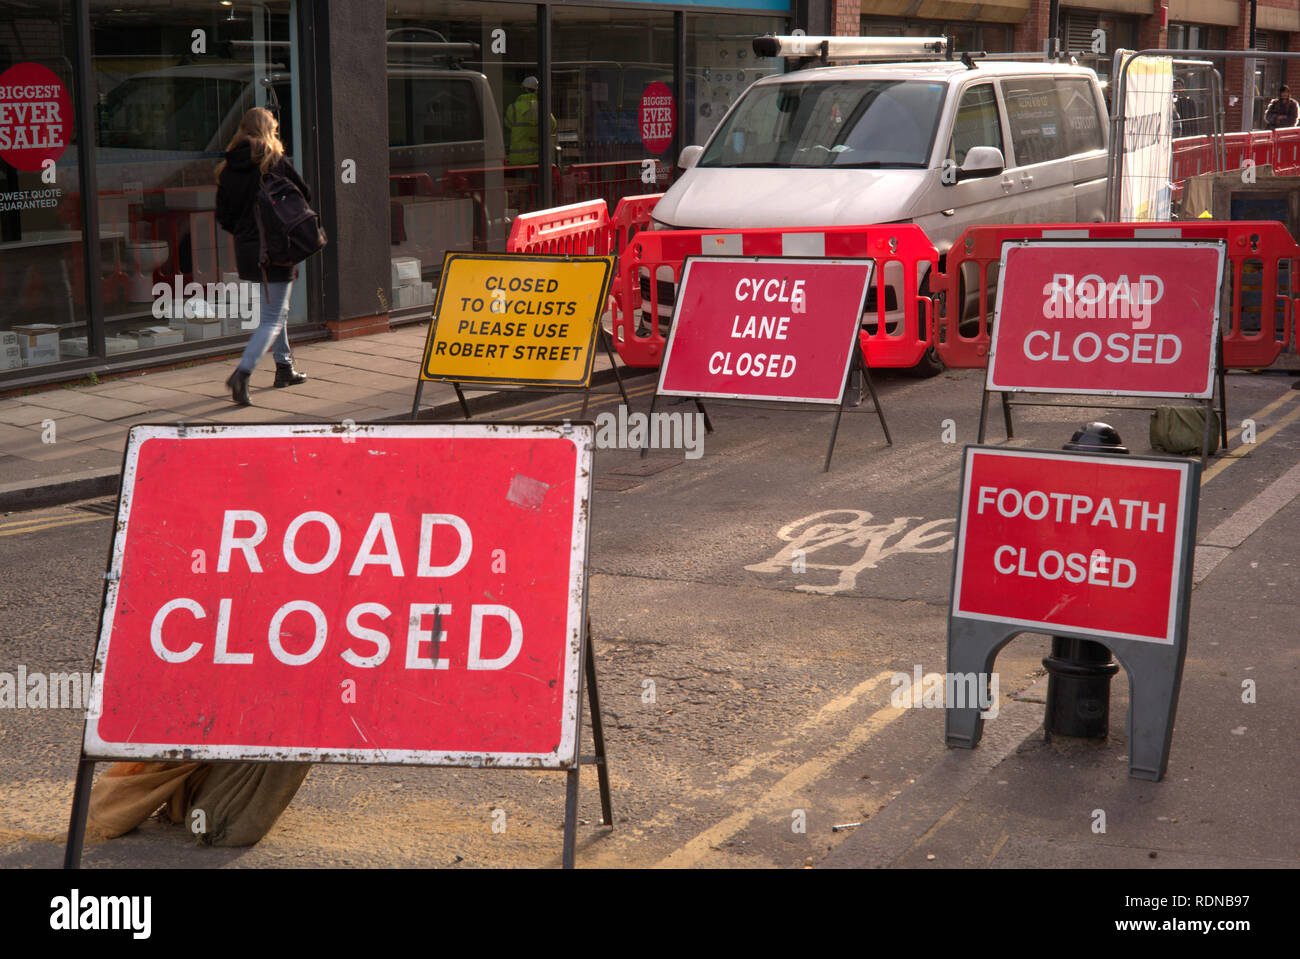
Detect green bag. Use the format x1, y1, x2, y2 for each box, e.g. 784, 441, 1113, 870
1150, 405, 1220, 456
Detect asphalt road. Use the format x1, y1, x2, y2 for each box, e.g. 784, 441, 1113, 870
1, 365, 1297, 868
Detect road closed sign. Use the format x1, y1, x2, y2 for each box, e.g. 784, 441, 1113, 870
420, 252, 613, 387
952, 447, 1198, 645
84, 422, 593, 768
987, 240, 1225, 398
657, 256, 873, 404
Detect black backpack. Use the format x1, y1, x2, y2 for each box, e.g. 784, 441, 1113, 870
254, 170, 326, 270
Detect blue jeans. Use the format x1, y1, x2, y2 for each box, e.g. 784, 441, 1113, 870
236, 280, 293, 374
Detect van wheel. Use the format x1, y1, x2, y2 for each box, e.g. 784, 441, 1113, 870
906, 277, 944, 378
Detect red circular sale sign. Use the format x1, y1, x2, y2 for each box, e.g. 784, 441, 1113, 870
0, 62, 72, 172
639, 81, 675, 155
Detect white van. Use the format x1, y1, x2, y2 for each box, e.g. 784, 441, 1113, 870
651, 37, 1110, 373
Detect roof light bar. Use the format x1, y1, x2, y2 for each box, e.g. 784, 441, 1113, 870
752, 35, 949, 61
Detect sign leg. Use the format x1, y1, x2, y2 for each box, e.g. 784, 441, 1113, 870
1200, 397, 1215, 468
824, 371, 854, 473
1125, 656, 1184, 782
585, 624, 614, 828
562, 768, 579, 869
978, 390, 990, 444
945, 619, 1007, 750
1216, 337, 1229, 451
640, 392, 660, 458
1001, 391, 1014, 439
601, 327, 632, 408
695, 399, 713, 434
63, 758, 95, 869
859, 351, 892, 445
453, 383, 472, 420
409, 380, 425, 421
581, 386, 592, 418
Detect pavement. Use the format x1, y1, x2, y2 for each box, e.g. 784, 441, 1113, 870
0, 323, 639, 512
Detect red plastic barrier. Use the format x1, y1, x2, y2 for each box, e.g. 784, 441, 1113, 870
612, 224, 937, 369
505, 199, 612, 256
1221, 131, 1252, 171
1274, 128, 1300, 174
933, 222, 1296, 370
1248, 130, 1276, 170
609, 193, 662, 259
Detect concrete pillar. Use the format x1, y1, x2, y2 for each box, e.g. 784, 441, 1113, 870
309, 0, 391, 339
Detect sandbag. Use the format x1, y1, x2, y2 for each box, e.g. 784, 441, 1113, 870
87, 761, 310, 847
1150, 405, 1220, 456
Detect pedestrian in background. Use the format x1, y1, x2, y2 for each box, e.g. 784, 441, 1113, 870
1264, 84, 1298, 131
215, 106, 310, 406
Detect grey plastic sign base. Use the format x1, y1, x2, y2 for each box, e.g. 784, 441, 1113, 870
944, 446, 1201, 782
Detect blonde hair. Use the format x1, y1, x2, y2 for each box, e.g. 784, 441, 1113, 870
215, 107, 285, 180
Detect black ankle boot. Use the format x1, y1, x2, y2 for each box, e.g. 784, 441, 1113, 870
274, 361, 307, 388
226, 369, 251, 406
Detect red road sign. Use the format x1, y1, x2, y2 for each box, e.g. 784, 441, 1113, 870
657, 256, 872, 404
84, 423, 592, 767
987, 240, 1224, 398
952, 447, 1197, 645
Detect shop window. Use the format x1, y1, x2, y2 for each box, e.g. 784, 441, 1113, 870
0, 0, 85, 371
90, 1, 305, 350
385, 3, 535, 301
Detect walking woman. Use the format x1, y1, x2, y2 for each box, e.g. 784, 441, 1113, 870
215, 106, 309, 405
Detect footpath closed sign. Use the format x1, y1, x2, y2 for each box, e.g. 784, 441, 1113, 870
658, 256, 873, 404
84, 423, 592, 767
987, 240, 1224, 398
419, 252, 613, 387
952, 447, 1197, 645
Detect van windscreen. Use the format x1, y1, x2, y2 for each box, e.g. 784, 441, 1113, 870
699, 79, 946, 169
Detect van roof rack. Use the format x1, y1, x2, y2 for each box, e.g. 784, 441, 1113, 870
386, 27, 479, 66
752, 34, 950, 64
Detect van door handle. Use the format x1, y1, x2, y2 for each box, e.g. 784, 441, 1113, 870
1000, 175, 1014, 192
1020, 173, 1034, 187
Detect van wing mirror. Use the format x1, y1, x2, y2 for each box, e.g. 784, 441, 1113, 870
678, 144, 703, 170
956, 146, 1004, 182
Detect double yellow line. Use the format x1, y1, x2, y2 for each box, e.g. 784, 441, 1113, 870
1201, 388, 1300, 486
0, 512, 112, 538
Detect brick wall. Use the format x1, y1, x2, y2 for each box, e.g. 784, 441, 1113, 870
832, 0, 861, 36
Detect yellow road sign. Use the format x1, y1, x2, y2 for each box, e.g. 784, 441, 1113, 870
419, 252, 614, 387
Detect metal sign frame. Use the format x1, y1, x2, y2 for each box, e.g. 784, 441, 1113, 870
64, 421, 612, 868
944, 445, 1201, 782
645, 255, 890, 471
980, 238, 1229, 466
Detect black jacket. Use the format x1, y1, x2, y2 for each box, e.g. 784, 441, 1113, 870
215, 142, 312, 283
1264, 96, 1299, 130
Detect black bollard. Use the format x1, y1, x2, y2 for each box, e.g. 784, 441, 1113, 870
1042, 423, 1124, 741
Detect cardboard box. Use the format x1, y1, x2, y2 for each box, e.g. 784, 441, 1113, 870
164, 185, 217, 211
421, 282, 434, 304
131, 326, 185, 349
12, 323, 59, 351
0, 330, 18, 349
105, 336, 138, 355
15, 324, 60, 364
184, 319, 224, 341
391, 257, 422, 289
22, 345, 59, 366
60, 337, 90, 359
1, 344, 23, 370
